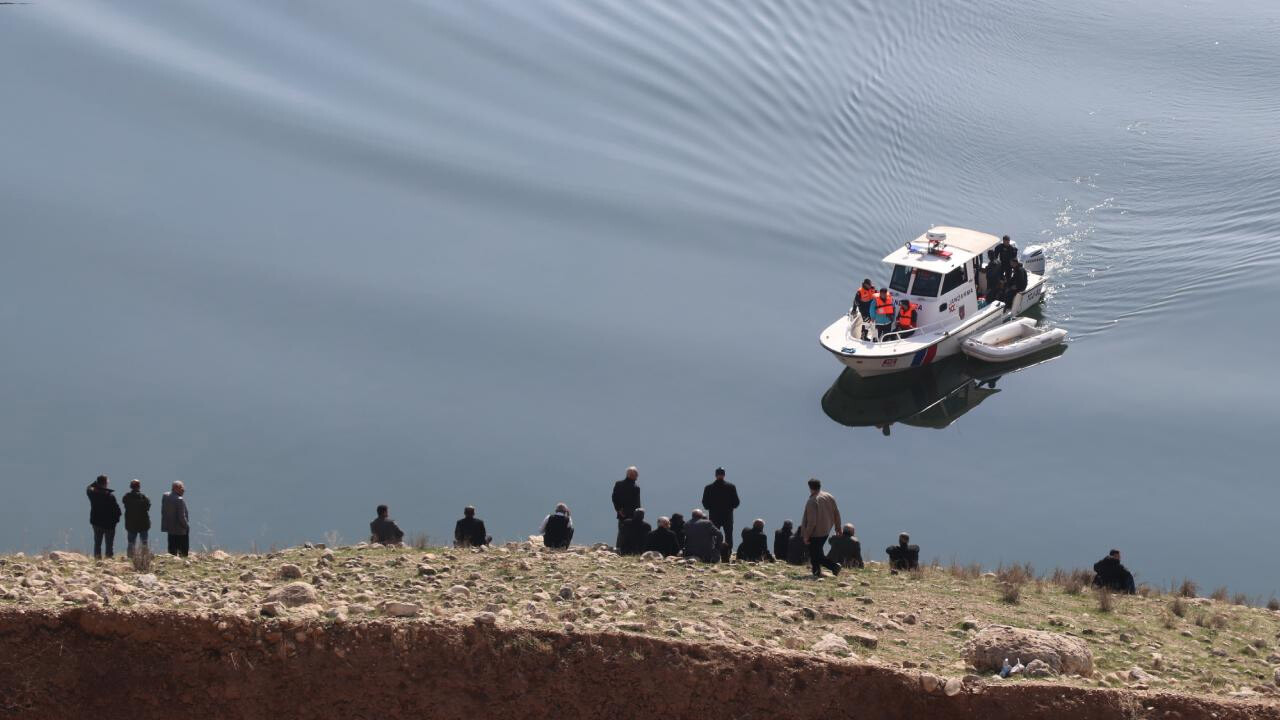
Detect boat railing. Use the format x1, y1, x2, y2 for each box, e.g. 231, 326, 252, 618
846, 303, 1003, 345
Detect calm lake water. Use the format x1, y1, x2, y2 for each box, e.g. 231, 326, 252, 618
2, 1, 1278, 596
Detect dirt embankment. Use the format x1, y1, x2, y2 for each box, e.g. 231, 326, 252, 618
1, 608, 1276, 720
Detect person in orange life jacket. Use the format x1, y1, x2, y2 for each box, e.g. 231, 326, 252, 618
854, 279, 877, 338
872, 287, 896, 340
896, 299, 920, 338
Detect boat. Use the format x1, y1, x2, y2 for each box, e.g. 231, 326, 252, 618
819, 226, 1049, 377
961, 317, 1067, 363
820, 344, 1067, 434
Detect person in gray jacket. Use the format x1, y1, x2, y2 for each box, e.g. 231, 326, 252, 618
160, 481, 189, 557
682, 509, 723, 563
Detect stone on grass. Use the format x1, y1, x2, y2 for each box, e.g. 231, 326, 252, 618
136, 574, 158, 588
259, 601, 284, 617
209, 550, 231, 561
48, 551, 88, 564
278, 564, 303, 580
474, 611, 496, 625
382, 601, 421, 618
846, 632, 879, 649
812, 633, 853, 657
920, 674, 942, 693
963, 625, 1093, 677
944, 678, 963, 696
1025, 659, 1055, 678
61, 588, 102, 604
266, 581, 318, 607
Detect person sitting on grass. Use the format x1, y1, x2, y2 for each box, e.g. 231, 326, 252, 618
682, 509, 724, 563
540, 503, 574, 549
827, 523, 864, 569
617, 508, 651, 556
886, 532, 919, 571
645, 516, 680, 557
369, 504, 405, 545
736, 519, 774, 562
669, 512, 687, 554
1092, 549, 1136, 594
773, 519, 793, 562
454, 506, 491, 548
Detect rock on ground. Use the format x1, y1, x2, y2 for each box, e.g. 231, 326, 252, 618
265, 581, 319, 608
277, 564, 303, 580
962, 625, 1093, 677
381, 602, 421, 618
812, 633, 853, 657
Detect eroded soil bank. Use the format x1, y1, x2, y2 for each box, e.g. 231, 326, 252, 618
1, 608, 1277, 720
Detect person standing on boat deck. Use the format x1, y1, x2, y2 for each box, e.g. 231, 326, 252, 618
873, 287, 896, 340
855, 279, 877, 338
800, 478, 842, 578
896, 299, 920, 339
984, 250, 1005, 303
994, 235, 1018, 274
612, 466, 641, 548
1003, 259, 1028, 309
701, 467, 740, 552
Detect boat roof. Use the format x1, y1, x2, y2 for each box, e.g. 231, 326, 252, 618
881, 226, 1001, 271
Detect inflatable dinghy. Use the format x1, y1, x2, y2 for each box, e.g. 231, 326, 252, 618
961, 318, 1066, 363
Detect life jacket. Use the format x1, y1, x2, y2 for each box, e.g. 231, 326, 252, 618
896, 303, 918, 329
856, 286, 876, 302
873, 294, 895, 320
543, 513, 571, 548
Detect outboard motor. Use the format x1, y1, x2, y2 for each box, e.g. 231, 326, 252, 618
1021, 245, 1046, 275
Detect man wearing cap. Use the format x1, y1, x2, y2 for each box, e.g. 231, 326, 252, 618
701, 467, 740, 553
854, 279, 877, 338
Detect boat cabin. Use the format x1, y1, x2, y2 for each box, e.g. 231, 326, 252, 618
876, 226, 1000, 338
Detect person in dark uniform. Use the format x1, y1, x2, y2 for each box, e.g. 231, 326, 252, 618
701, 467, 740, 552
984, 250, 1005, 303
994, 235, 1018, 271
669, 512, 687, 553
886, 532, 920, 571
86, 475, 122, 560
736, 519, 775, 562
1092, 549, 1136, 594
1003, 259, 1028, 309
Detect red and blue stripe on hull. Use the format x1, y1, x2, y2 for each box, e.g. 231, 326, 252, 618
910, 345, 938, 367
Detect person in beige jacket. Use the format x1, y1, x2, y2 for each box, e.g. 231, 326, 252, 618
800, 478, 842, 577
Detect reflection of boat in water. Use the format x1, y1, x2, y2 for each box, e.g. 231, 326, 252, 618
820, 344, 1067, 434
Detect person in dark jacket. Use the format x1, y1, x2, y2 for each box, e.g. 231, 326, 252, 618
370, 504, 405, 545
736, 519, 774, 562
645, 516, 680, 557
612, 466, 641, 547
994, 235, 1018, 270
701, 467, 741, 552
984, 253, 1004, 303
454, 506, 491, 548
617, 508, 651, 556
785, 534, 810, 566
1092, 549, 1136, 594
886, 532, 920, 571
669, 512, 687, 553
1003, 259, 1029, 308
540, 503, 574, 549
121, 479, 151, 558
827, 524, 864, 569
86, 475, 122, 559
160, 481, 190, 557
773, 520, 794, 562
682, 509, 723, 563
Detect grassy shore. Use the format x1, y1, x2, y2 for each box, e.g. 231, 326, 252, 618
2, 542, 1278, 702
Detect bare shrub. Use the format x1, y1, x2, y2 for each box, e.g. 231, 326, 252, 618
1251, 638, 1268, 650
1177, 578, 1198, 598
945, 561, 982, 580
130, 546, 154, 572
1267, 597, 1280, 612
1231, 593, 1249, 607
1209, 613, 1229, 630
1137, 583, 1159, 598
1162, 613, 1177, 629
1170, 596, 1187, 618
999, 581, 1023, 604
410, 532, 431, 550
1096, 587, 1114, 613
1194, 612, 1207, 627
1209, 586, 1229, 602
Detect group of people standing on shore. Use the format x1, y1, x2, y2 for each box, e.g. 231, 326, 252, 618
83, 475, 190, 558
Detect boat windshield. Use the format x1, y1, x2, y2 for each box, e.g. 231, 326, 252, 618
911, 269, 942, 297
889, 264, 912, 293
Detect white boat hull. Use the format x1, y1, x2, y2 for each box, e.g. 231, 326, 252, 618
821, 303, 1007, 377
961, 317, 1067, 363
